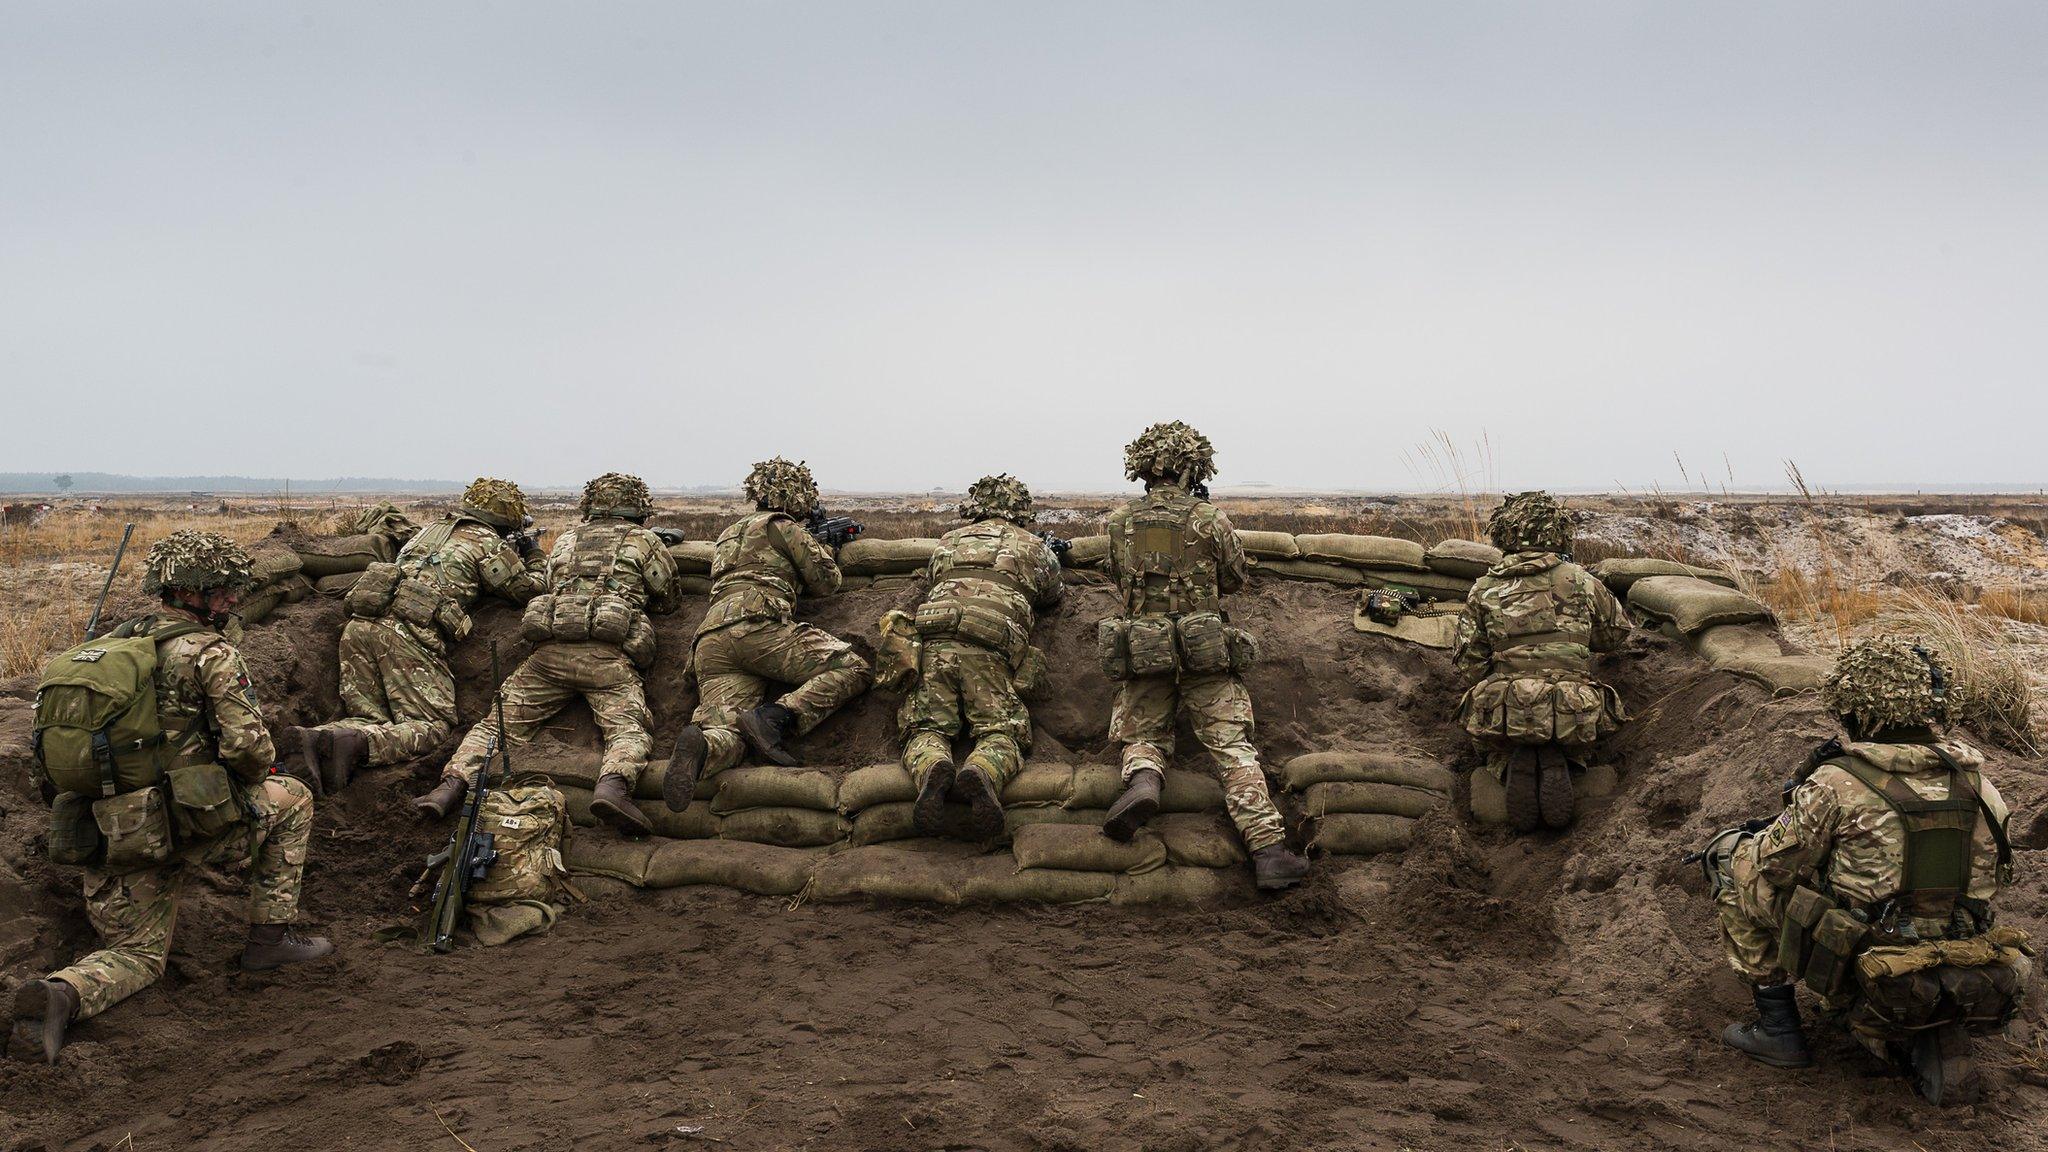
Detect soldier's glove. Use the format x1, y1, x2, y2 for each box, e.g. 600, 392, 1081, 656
1685, 818, 1774, 896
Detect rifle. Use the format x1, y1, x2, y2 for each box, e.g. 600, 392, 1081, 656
1190, 482, 1210, 501
422, 641, 509, 951
650, 527, 689, 546
1037, 531, 1073, 564
505, 515, 543, 558
84, 523, 135, 640
804, 508, 864, 550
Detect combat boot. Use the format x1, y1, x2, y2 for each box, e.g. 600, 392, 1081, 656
1536, 746, 1575, 831
414, 775, 469, 820
1102, 769, 1162, 843
912, 759, 956, 837
1504, 747, 1543, 834
281, 727, 327, 796
321, 729, 370, 795
590, 773, 654, 837
1252, 844, 1310, 891
1721, 983, 1812, 1069
11, 978, 78, 1065
955, 765, 1005, 841
1909, 1019, 1980, 1106
664, 725, 708, 812
239, 923, 335, 972
740, 703, 802, 767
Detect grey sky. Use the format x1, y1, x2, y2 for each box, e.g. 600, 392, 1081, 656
4, 3, 2044, 493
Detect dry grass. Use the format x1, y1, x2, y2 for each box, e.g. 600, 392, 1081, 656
0, 507, 275, 566
1881, 589, 2036, 754
1979, 586, 2048, 628
0, 597, 90, 679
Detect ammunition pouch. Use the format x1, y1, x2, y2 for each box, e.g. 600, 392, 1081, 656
912, 597, 1024, 664
1226, 626, 1260, 674
522, 593, 646, 653
165, 763, 245, 843
1125, 616, 1180, 678
1848, 926, 2032, 1037
622, 611, 657, 670
93, 787, 174, 871
349, 562, 468, 641
48, 791, 105, 866
1096, 618, 1132, 681
1778, 885, 1870, 999
875, 609, 922, 693
1175, 611, 1231, 676
1014, 645, 1049, 700
344, 562, 402, 619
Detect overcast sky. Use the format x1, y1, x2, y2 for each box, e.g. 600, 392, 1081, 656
4, 3, 2044, 493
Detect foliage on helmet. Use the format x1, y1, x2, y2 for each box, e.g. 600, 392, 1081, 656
1123, 421, 1217, 486
580, 472, 653, 520
141, 530, 256, 596
1487, 491, 1573, 554
960, 474, 1034, 524
460, 477, 529, 530
1824, 635, 1952, 733
743, 457, 820, 518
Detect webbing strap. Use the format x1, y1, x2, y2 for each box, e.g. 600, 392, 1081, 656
1932, 746, 2015, 884
1835, 756, 1980, 915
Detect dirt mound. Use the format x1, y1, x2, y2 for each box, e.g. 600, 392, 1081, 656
0, 574, 2041, 1151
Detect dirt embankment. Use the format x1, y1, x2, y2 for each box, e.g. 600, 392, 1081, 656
0, 573, 2041, 1152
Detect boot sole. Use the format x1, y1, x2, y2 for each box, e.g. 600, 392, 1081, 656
912, 765, 955, 836
11, 981, 67, 1065
959, 770, 1006, 840
591, 797, 654, 838
740, 712, 801, 767
664, 729, 707, 812
1101, 794, 1159, 844
239, 942, 336, 973
1537, 747, 1574, 830
1504, 748, 1542, 833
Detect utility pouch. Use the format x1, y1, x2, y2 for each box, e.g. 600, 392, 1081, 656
1125, 616, 1180, 678
550, 594, 595, 642
1803, 908, 1871, 998
1175, 611, 1231, 675
1777, 885, 1831, 977
588, 595, 635, 646
1225, 626, 1261, 674
520, 594, 557, 643
432, 597, 472, 642
1014, 645, 1049, 700
388, 575, 444, 633
344, 562, 402, 619
621, 611, 657, 670
165, 763, 244, 843
875, 610, 922, 693
93, 787, 174, 870
913, 601, 962, 639
1096, 618, 1132, 682
953, 601, 1020, 659
48, 791, 105, 866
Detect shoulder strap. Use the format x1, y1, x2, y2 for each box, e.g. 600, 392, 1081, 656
1931, 746, 2015, 885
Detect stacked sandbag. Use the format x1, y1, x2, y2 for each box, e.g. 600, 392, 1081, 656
1691, 623, 1831, 696
1626, 575, 1773, 635
839, 538, 938, 578
568, 836, 819, 896
236, 541, 311, 626
557, 763, 847, 848
1277, 752, 1453, 856
1245, 533, 1477, 603
833, 762, 1227, 847
1423, 539, 1502, 579
665, 541, 716, 597
804, 842, 1252, 907
1590, 558, 1740, 594
292, 531, 398, 579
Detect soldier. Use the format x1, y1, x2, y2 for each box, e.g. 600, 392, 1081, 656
1098, 422, 1308, 890
1703, 637, 2026, 1105
896, 475, 1064, 840
289, 478, 546, 791
664, 458, 872, 810
14, 531, 332, 1064
1452, 490, 1630, 832
420, 473, 680, 836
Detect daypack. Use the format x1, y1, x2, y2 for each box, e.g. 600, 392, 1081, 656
465, 780, 573, 906
31, 622, 204, 798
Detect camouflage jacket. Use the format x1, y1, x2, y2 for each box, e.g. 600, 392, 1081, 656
117, 610, 275, 785
546, 518, 682, 616
1453, 552, 1630, 685
382, 514, 547, 648
699, 512, 842, 636
1744, 740, 2009, 937
923, 520, 1063, 633
1105, 484, 1246, 618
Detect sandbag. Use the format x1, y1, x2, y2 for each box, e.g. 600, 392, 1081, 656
1424, 539, 1503, 579
1693, 623, 1783, 666
565, 835, 657, 884
959, 858, 1115, 904
666, 540, 715, 574
677, 575, 714, 597
717, 807, 847, 848
1066, 765, 1224, 813
1590, 558, 1739, 593
1064, 535, 1110, 568
533, 754, 695, 803
1628, 576, 1773, 635
1309, 813, 1416, 856
806, 844, 971, 905
234, 586, 286, 627
294, 533, 396, 578
1003, 807, 1110, 832
644, 839, 819, 894
1111, 866, 1254, 905
708, 766, 841, 814
836, 576, 874, 593
314, 572, 362, 595
1717, 654, 1831, 695
1153, 813, 1247, 868
562, 787, 722, 839
846, 801, 1000, 845
1252, 559, 1363, 586
1357, 568, 1474, 603
1351, 598, 1463, 649
837, 763, 918, 815
1011, 823, 1166, 874
1294, 534, 1428, 572
1278, 752, 1455, 794
1002, 763, 1077, 807
247, 541, 305, 584
839, 537, 940, 577
1233, 530, 1300, 559
1304, 781, 1444, 819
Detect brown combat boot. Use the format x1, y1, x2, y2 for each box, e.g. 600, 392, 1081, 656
1252, 844, 1311, 891
740, 702, 802, 767
239, 923, 335, 972
11, 978, 78, 1065
1536, 745, 1575, 831
1910, 1020, 1980, 1106
1102, 769, 1162, 843
1504, 747, 1543, 834
955, 765, 1005, 841
590, 773, 654, 837
912, 759, 956, 837
322, 729, 370, 795
664, 725, 708, 812
414, 775, 469, 820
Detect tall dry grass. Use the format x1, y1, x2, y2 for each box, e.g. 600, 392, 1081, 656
1881, 590, 2036, 754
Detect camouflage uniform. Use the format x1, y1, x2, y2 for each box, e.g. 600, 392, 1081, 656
898, 480, 1063, 795
445, 478, 680, 790
1104, 427, 1286, 854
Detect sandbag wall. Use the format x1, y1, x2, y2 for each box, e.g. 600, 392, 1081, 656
545, 750, 1452, 905
1589, 559, 1827, 695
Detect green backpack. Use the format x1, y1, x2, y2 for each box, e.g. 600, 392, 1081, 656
32, 621, 203, 798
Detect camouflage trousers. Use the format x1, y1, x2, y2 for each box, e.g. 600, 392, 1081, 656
52, 775, 314, 1022
691, 616, 872, 776
447, 641, 654, 788
1110, 672, 1286, 852
328, 617, 458, 766
898, 638, 1029, 793
1715, 834, 1791, 984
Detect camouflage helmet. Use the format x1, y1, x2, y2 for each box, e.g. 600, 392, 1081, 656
1123, 421, 1217, 486
1823, 635, 1951, 733
1487, 490, 1573, 554
459, 477, 529, 531
141, 530, 256, 597
580, 472, 653, 521
744, 457, 820, 518
960, 474, 1034, 525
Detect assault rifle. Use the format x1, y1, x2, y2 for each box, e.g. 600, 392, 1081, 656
421, 642, 510, 952
1680, 738, 1838, 880
1038, 531, 1073, 564
506, 515, 543, 558
650, 527, 689, 546
1190, 482, 1210, 501
805, 508, 864, 549
84, 523, 135, 640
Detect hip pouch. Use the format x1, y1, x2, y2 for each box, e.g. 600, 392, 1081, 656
1096, 618, 1132, 682
588, 595, 636, 646
1225, 626, 1260, 673
1174, 611, 1231, 676
1014, 644, 1049, 699
1778, 885, 1868, 999
1125, 616, 1180, 678
344, 562, 402, 619
874, 609, 923, 692
93, 787, 174, 871
914, 600, 1023, 662
541, 594, 595, 642
48, 791, 105, 866
165, 763, 244, 843
388, 574, 448, 633
621, 610, 657, 670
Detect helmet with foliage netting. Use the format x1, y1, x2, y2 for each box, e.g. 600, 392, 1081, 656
1123, 421, 1217, 487
141, 530, 256, 596
1487, 491, 1573, 554
1824, 635, 1951, 733
960, 474, 1034, 525
744, 457, 820, 518
460, 477, 529, 531
580, 473, 653, 521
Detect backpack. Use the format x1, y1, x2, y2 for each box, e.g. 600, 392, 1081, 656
465, 781, 573, 906
31, 621, 204, 799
